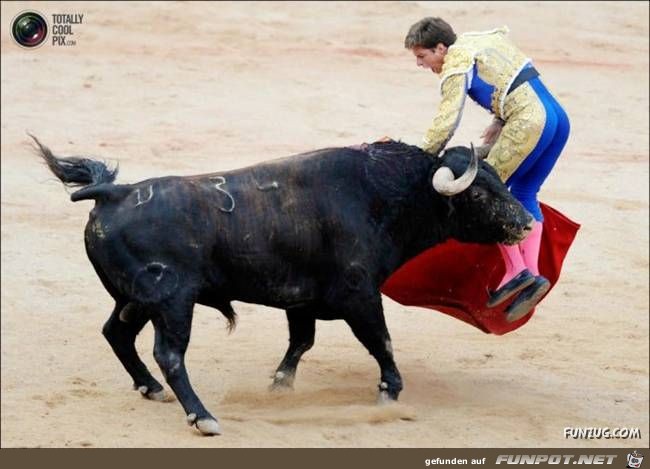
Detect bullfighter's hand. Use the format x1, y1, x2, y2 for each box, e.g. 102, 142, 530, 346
480, 120, 504, 145
376, 135, 394, 143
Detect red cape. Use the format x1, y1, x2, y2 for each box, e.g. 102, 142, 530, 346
380, 203, 580, 335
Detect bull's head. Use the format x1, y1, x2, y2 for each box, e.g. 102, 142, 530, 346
431, 145, 533, 245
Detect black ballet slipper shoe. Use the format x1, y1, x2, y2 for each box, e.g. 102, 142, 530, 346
486, 269, 535, 308
505, 276, 551, 323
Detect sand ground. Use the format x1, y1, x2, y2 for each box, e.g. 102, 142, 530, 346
1, 1, 648, 448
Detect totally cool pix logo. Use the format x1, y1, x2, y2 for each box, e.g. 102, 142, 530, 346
11, 10, 48, 48
11, 10, 83, 48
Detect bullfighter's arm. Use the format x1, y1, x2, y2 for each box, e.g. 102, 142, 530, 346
422, 73, 468, 155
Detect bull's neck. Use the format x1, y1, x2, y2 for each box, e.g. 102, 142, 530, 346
377, 162, 453, 278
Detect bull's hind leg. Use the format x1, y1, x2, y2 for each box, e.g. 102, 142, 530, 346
102, 302, 167, 401
270, 308, 316, 390
150, 294, 221, 436
343, 295, 403, 403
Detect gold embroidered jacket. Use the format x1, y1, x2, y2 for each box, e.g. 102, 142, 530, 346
422, 27, 531, 154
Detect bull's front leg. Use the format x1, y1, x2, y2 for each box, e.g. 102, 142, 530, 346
102, 301, 167, 401
270, 308, 316, 390
151, 296, 221, 436
343, 295, 403, 403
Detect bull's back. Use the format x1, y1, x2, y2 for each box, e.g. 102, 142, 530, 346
208, 149, 370, 233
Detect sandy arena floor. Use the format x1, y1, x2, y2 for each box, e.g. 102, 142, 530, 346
1, 1, 648, 447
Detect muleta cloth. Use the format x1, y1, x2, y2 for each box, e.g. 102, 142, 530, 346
381, 203, 580, 335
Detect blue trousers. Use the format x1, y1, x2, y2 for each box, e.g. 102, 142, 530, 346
506, 78, 571, 221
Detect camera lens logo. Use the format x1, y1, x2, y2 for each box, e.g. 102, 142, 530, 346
11, 11, 48, 48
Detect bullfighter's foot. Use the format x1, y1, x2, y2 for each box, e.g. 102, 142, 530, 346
269, 370, 295, 391
376, 381, 398, 405
187, 413, 221, 436
505, 276, 551, 323
487, 269, 535, 307
137, 384, 173, 402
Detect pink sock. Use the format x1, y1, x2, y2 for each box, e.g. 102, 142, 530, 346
497, 243, 527, 289
519, 221, 543, 276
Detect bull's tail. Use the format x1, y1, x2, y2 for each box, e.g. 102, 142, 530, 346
31, 133, 125, 202
221, 304, 238, 334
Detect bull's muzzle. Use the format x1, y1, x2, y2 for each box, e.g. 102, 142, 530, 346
503, 216, 534, 245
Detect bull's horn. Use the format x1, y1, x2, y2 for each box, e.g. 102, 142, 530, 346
431, 144, 479, 196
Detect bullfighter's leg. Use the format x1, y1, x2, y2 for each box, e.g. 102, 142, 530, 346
151, 295, 221, 436
270, 308, 316, 390
343, 296, 403, 402
102, 302, 167, 401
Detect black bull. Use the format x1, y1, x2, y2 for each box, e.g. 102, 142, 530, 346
35, 136, 533, 435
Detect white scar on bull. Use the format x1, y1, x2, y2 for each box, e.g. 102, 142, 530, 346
209, 176, 235, 213
91, 218, 106, 239
134, 185, 154, 207
251, 174, 280, 191
257, 181, 279, 191
131, 261, 179, 303
150, 262, 166, 282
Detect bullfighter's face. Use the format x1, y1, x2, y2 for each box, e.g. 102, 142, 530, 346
411, 44, 447, 74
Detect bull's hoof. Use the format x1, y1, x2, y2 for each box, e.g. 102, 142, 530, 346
197, 418, 222, 436
137, 385, 173, 402
376, 382, 399, 405
187, 414, 221, 436
269, 370, 295, 391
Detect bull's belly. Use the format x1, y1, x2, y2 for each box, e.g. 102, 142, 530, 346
231, 280, 319, 310
219, 260, 321, 309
